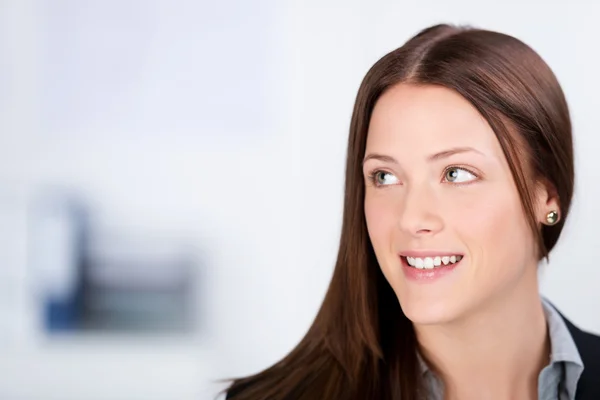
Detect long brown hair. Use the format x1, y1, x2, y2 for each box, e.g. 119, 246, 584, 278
223, 23, 574, 400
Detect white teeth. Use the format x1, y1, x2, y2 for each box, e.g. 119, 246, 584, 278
423, 257, 434, 269
405, 254, 463, 268
415, 258, 424, 269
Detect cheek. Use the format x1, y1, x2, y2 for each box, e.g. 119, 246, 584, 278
364, 194, 400, 285
450, 187, 534, 279
364, 194, 397, 250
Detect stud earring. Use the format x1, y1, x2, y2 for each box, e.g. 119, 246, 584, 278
546, 210, 559, 225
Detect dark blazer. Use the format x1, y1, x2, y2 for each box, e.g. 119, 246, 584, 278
561, 314, 600, 400
226, 315, 600, 400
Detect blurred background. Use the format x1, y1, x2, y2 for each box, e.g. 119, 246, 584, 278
1, 0, 599, 399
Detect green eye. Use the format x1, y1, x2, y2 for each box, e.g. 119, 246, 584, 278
374, 171, 399, 186
444, 167, 476, 183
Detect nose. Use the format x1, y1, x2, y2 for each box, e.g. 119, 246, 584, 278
397, 184, 444, 237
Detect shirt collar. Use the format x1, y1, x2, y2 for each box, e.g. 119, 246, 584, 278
541, 297, 584, 398
542, 297, 582, 365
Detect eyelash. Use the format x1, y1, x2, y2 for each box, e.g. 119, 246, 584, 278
367, 165, 480, 187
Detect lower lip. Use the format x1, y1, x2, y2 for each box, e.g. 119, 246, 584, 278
401, 256, 461, 282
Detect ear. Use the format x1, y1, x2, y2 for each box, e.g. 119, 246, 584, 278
535, 178, 560, 225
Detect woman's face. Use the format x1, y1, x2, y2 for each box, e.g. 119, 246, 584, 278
363, 83, 555, 325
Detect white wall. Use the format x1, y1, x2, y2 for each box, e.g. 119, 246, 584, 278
1, 1, 599, 399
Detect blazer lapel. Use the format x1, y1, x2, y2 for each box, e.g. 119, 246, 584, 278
560, 314, 600, 400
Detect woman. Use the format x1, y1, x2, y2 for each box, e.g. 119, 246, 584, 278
224, 23, 600, 400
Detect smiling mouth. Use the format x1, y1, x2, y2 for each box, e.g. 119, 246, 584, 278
402, 255, 463, 269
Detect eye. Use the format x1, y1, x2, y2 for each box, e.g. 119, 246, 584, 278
371, 170, 400, 186
443, 167, 477, 184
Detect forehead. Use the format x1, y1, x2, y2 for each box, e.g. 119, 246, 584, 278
366, 83, 500, 155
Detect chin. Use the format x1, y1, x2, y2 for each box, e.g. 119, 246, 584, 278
397, 294, 462, 326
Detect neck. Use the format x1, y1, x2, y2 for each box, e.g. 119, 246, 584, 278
414, 271, 549, 400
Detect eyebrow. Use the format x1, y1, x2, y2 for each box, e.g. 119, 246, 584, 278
362, 146, 484, 166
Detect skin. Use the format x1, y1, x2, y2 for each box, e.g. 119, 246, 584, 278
363, 83, 560, 399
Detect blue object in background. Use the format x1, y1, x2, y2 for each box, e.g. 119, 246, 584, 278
29, 189, 87, 333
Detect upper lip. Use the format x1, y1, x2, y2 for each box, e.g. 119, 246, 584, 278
399, 250, 464, 258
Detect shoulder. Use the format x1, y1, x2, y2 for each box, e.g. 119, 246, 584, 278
225, 379, 255, 400
559, 311, 600, 399
543, 299, 600, 359
224, 384, 243, 399
561, 314, 600, 360
224, 387, 238, 399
